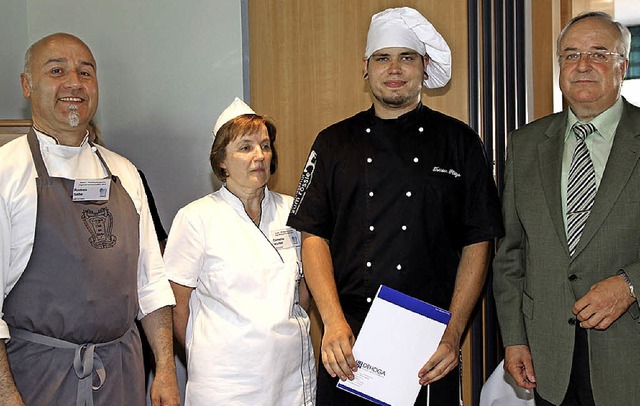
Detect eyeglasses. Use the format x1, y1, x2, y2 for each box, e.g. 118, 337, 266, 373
558, 51, 625, 65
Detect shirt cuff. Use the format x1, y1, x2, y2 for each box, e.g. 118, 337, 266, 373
137, 278, 176, 320
0, 318, 10, 341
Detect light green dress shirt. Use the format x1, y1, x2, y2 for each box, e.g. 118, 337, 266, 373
561, 97, 624, 233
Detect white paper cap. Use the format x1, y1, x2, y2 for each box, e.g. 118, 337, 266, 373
212, 97, 256, 140
365, 7, 452, 89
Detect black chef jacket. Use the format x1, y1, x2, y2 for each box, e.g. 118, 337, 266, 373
288, 103, 504, 333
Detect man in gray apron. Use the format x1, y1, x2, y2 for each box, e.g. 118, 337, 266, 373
0, 33, 179, 405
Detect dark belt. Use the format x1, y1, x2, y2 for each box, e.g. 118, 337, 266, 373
9, 326, 131, 406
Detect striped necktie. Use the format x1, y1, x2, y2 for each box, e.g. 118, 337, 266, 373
566, 122, 597, 256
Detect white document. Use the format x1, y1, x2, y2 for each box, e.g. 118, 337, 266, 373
337, 285, 451, 406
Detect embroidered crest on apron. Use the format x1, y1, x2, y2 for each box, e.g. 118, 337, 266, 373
81, 207, 117, 249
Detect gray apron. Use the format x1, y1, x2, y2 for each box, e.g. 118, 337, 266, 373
3, 129, 144, 405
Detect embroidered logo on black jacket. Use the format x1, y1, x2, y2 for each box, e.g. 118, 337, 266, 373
291, 150, 317, 215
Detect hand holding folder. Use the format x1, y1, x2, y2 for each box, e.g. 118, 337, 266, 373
337, 285, 451, 406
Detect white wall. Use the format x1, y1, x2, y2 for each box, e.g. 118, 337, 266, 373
0, 1, 29, 118
621, 80, 640, 107
616, 0, 640, 25
616, 0, 640, 107
1, 0, 246, 229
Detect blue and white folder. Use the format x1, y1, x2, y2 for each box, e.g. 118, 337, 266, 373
337, 285, 451, 406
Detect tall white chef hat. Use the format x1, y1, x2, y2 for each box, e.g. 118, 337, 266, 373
212, 97, 256, 140
364, 7, 452, 89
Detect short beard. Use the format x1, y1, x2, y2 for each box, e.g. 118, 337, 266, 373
68, 105, 80, 127
381, 94, 411, 106
374, 92, 413, 108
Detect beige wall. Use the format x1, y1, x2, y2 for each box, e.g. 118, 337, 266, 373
533, 0, 559, 120
569, 0, 614, 16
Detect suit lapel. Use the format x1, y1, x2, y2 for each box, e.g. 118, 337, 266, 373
539, 112, 569, 254
574, 101, 640, 258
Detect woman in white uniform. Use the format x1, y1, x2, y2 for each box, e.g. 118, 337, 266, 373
164, 98, 316, 405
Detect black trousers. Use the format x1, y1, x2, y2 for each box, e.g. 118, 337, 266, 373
535, 326, 595, 406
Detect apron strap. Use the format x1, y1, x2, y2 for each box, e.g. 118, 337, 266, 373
26, 129, 50, 179
9, 326, 129, 406
89, 143, 114, 178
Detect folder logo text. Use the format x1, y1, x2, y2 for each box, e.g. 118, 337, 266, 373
356, 360, 386, 376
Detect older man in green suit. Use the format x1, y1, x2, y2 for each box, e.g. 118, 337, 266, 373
493, 11, 640, 406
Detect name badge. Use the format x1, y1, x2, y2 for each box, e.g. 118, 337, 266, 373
73, 179, 111, 202
271, 227, 301, 250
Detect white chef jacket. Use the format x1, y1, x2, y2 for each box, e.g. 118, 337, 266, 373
0, 132, 175, 340
164, 185, 316, 406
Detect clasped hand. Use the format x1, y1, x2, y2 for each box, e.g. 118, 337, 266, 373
572, 274, 636, 330
505, 274, 636, 389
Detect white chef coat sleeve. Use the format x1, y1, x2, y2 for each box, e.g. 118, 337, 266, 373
0, 189, 11, 340
163, 204, 205, 288
135, 174, 175, 318
116, 163, 175, 319
0, 139, 34, 341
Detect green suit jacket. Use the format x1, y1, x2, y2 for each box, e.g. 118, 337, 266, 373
493, 99, 640, 405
